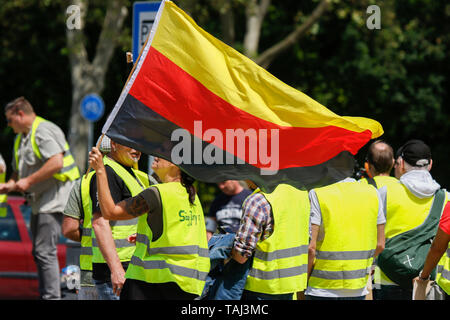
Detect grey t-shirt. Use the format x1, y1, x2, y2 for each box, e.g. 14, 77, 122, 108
12, 119, 74, 214
63, 179, 82, 220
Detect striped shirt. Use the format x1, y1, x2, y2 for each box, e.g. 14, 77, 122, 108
233, 193, 274, 258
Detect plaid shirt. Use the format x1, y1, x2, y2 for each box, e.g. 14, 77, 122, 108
233, 192, 274, 258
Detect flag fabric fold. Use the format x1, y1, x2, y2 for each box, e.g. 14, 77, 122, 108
102, 0, 383, 192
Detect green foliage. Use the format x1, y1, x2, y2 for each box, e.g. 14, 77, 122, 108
0, 0, 449, 202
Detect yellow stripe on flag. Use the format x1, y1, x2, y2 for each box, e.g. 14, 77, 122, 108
151, 1, 383, 138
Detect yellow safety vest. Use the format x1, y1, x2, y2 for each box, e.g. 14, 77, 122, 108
437, 246, 450, 295
80, 171, 96, 271
309, 181, 379, 290
79, 157, 149, 270
244, 184, 310, 295
377, 183, 448, 285
13, 116, 80, 182
436, 193, 450, 293
0, 172, 7, 217
359, 175, 399, 189
125, 182, 210, 296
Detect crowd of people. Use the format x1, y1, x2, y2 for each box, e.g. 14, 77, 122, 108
0, 96, 449, 301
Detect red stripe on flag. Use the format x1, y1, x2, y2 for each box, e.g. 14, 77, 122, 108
128, 47, 371, 169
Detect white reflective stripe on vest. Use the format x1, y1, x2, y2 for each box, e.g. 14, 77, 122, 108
136, 233, 209, 258
130, 255, 208, 281
80, 247, 93, 255
59, 162, 77, 173
254, 245, 308, 261
92, 238, 135, 249
82, 228, 92, 237
110, 219, 139, 227
315, 249, 376, 260
311, 268, 370, 280
442, 269, 450, 281
249, 264, 308, 280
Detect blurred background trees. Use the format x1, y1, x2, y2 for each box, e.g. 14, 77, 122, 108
1, 0, 449, 212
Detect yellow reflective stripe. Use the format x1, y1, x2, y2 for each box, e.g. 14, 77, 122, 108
14, 135, 21, 171
30, 116, 45, 159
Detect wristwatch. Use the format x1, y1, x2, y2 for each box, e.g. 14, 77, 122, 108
419, 270, 430, 281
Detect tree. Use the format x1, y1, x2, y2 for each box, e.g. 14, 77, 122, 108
65, 0, 129, 172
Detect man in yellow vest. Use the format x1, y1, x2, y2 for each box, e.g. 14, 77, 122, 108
62, 135, 113, 300
376, 139, 447, 299
358, 140, 398, 298
231, 183, 310, 300
306, 176, 386, 300
0, 153, 7, 218
0, 97, 80, 300
79, 138, 149, 300
361, 140, 396, 188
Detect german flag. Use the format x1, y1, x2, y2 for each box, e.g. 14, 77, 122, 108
102, 0, 383, 192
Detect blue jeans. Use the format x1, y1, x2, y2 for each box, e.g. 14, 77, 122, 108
201, 233, 251, 300
94, 280, 120, 300
306, 295, 365, 300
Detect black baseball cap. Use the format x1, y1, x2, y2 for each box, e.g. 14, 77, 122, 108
396, 139, 431, 167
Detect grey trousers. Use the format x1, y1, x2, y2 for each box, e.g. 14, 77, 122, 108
30, 212, 63, 300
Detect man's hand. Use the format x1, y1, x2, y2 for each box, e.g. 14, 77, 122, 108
0, 180, 17, 194
111, 266, 126, 296
89, 147, 105, 173
15, 177, 31, 193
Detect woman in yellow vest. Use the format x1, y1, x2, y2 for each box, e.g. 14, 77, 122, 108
89, 147, 209, 300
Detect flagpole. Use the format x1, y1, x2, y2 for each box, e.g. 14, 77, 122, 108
84, 133, 104, 178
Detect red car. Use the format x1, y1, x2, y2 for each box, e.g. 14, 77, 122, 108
0, 196, 67, 299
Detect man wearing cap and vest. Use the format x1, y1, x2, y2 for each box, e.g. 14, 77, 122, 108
231, 183, 311, 300
375, 139, 448, 300
79, 139, 149, 300
0, 96, 80, 300
306, 176, 386, 300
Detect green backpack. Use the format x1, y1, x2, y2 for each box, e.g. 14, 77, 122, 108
377, 189, 446, 290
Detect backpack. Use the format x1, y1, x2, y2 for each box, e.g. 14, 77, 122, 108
377, 189, 446, 290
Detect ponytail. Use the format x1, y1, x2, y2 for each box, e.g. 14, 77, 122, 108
180, 171, 196, 205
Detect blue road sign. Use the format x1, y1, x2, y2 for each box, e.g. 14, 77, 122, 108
80, 94, 105, 122
132, 1, 161, 63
